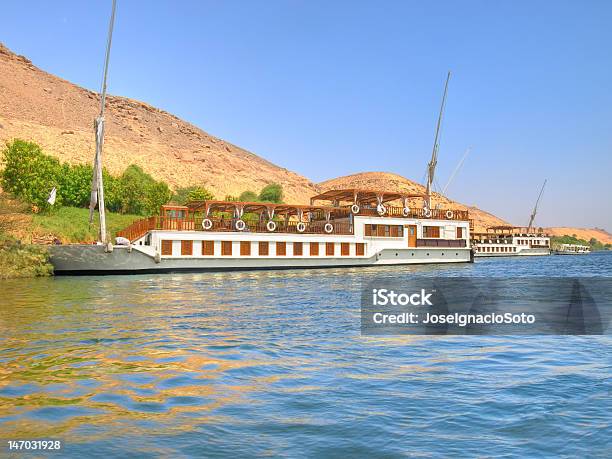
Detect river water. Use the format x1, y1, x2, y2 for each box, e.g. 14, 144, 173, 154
1, 253, 611, 457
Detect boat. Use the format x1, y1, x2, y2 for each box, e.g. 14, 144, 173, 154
472, 179, 551, 257
47, 7, 475, 274
553, 243, 591, 255
472, 226, 551, 257
50, 189, 473, 273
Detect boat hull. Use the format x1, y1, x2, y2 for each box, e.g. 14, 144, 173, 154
49, 245, 472, 275
474, 247, 550, 257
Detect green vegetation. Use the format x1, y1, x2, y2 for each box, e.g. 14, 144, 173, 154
0, 237, 53, 279
228, 184, 284, 204
115, 165, 172, 215
258, 183, 283, 203
238, 190, 258, 202
172, 186, 215, 205
551, 235, 611, 251
31, 206, 142, 244
1, 139, 171, 216
0, 194, 53, 279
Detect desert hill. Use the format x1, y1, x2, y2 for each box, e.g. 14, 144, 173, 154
0, 43, 608, 240
319, 172, 510, 231
0, 43, 318, 203
545, 227, 612, 245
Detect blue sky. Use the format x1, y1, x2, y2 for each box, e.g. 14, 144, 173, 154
3, 1, 611, 230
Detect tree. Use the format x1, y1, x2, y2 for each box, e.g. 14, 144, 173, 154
239, 190, 258, 202
59, 163, 94, 208
117, 165, 154, 214
258, 183, 283, 203
145, 181, 173, 215
187, 187, 214, 202
172, 186, 214, 205
0, 139, 63, 210
117, 165, 171, 215
225, 195, 239, 202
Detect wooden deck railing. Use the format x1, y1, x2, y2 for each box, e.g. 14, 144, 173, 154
356, 206, 469, 221
116, 216, 156, 242
117, 206, 470, 243
117, 216, 354, 241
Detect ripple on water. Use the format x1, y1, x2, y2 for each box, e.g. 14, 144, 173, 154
0, 254, 610, 456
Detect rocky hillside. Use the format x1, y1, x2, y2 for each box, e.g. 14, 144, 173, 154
319, 172, 510, 231
0, 43, 318, 203
1, 43, 608, 237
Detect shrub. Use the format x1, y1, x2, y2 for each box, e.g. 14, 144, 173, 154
239, 190, 258, 202
172, 186, 215, 204
116, 165, 171, 215
259, 183, 283, 203
1, 140, 63, 210
59, 163, 94, 208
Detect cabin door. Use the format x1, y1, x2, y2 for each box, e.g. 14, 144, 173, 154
407, 225, 417, 247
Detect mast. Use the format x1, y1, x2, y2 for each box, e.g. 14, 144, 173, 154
442, 146, 471, 196
527, 179, 547, 230
88, 0, 117, 244
425, 71, 451, 209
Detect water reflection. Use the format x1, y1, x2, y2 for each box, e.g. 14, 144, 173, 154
0, 254, 611, 456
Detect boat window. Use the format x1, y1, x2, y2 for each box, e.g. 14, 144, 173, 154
181, 240, 193, 256
423, 226, 441, 238
276, 242, 287, 256
326, 242, 335, 256
240, 241, 251, 256
310, 242, 319, 256
365, 224, 404, 237
293, 242, 303, 256
259, 241, 269, 256
202, 240, 214, 256
161, 240, 172, 255
221, 241, 232, 256
341, 242, 350, 256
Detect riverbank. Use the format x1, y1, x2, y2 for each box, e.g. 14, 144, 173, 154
29, 206, 142, 244
0, 236, 53, 279
0, 198, 141, 278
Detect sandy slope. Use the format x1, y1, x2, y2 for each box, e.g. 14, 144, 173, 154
319, 172, 510, 231
1, 43, 608, 238
545, 227, 612, 244
0, 43, 318, 204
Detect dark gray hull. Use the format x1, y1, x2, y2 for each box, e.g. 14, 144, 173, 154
49, 245, 472, 275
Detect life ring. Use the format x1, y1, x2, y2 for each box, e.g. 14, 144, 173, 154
402, 207, 410, 217
351, 204, 360, 214
202, 218, 213, 230
423, 208, 432, 218
445, 210, 454, 219
324, 223, 334, 234
376, 204, 386, 215
296, 222, 306, 233
235, 219, 246, 231
266, 220, 277, 232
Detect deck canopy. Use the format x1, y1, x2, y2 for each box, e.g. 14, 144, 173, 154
310, 189, 425, 206
474, 226, 548, 236
185, 200, 342, 220
487, 226, 545, 233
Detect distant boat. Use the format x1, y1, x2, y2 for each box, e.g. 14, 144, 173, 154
554, 243, 591, 255
472, 226, 551, 257
471, 180, 551, 257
